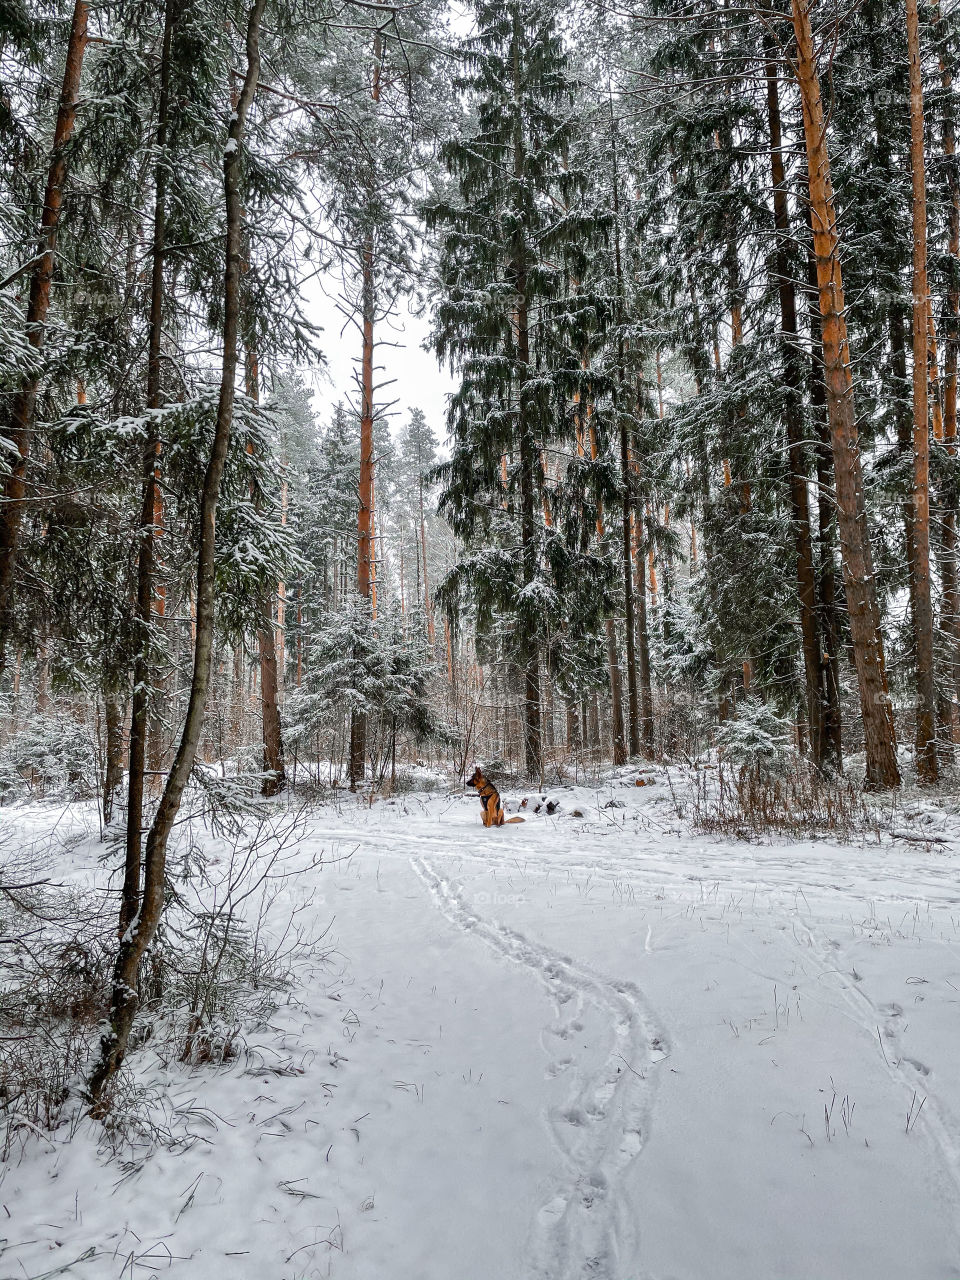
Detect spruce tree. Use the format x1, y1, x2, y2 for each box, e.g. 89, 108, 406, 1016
428, 0, 610, 779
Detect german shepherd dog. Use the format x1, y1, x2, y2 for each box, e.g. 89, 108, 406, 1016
466, 765, 524, 827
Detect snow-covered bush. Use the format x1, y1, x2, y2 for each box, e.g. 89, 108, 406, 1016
0, 840, 113, 1152
0, 811, 325, 1148
285, 596, 447, 782
715, 698, 793, 774
673, 756, 869, 840
0, 711, 99, 802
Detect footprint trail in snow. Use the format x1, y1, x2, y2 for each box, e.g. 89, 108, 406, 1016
411, 854, 669, 1280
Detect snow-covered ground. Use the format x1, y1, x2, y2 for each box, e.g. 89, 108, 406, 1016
4, 771, 960, 1279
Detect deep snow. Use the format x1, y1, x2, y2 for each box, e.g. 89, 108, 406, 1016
3, 771, 960, 1279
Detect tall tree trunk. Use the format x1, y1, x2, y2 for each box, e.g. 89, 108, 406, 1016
621, 426, 640, 757
605, 619, 626, 764
102, 692, 125, 829
587, 419, 626, 765
512, 18, 542, 783
0, 0, 89, 661
806, 248, 844, 769
88, 0, 267, 1106
245, 353, 286, 796
231, 643, 244, 749
258, 586, 285, 794
792, 0, 900, 788
634, 513, 655, 757
517, 344, 543, 781
122, 0, 175, 940
609, 104, 641, 758
350, 238, 375, 789
349, 35, 384, 789
938, 15, 960, 718
765, 48, 827, 767
588, 693, 600, 753
906, 0, 938, 782
923, 302, 954, 749
566, 697, 581, 756
418, 469, 436, 644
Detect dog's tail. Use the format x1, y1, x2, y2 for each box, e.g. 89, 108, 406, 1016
504, 816, 525, 824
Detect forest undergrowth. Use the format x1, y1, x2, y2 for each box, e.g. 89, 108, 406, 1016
0, 795, 332, 1160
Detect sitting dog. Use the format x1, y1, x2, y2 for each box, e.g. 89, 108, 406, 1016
466, 765, 524, 827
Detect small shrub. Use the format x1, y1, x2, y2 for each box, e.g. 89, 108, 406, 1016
0, 712, 98, 802
715, 698, 794, 773
1, 809, 326, 1150
674, 758, 869, 840
0, 847, 113, 1153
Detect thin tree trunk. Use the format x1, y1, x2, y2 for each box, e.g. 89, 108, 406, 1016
907, 0, 938, 782
245, 353, 286, 795
791, 0, 900, 788
122, 0, 175, 939
587, 418, 626, 765
349, 36, 383, 790
765, 48, 826, 767
632, 507, 655, 757
605, 619, 625, 764
350, 239, 375, 789
0, 0, 89, 660
566, 697, 580, 756
231, 643, 244, 750
517, 368, 543, 780
88, 0, 267, 1106
102, 692, 125, 829
419, 470, 436, 644
925, 298, 955, 749
609, 104, 641, 758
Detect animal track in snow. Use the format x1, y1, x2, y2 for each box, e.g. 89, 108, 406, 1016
795, 917, 960, 1203
411, 853, 668, 1280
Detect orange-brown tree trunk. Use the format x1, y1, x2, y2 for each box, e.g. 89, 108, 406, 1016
906, 0, 938, 782
0, 0, 89, 661
349, 35, 384, 789
765, 48, 828, 768
258, 587, 285, 793
939, 20, 960, 718
102, 692, 125, 829
791, 0, 900, 788
806, 248, 844, 768
943, 88, 960, 448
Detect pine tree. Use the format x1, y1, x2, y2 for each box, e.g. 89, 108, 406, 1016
791, 0, 900, 789
906, 0, 937, 781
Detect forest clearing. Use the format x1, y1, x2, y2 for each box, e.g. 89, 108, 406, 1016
4, 0, 960, 1271
4, 773, 960, 1279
